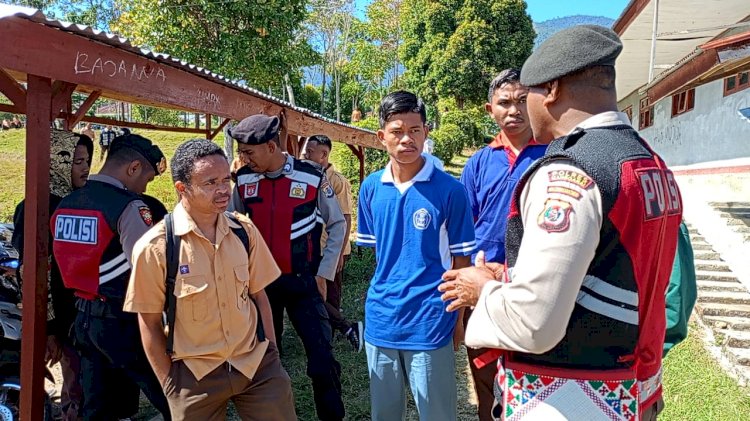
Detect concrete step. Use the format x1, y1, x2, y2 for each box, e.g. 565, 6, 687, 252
703, 316, 750, 331
723, 217, 750, 227
691, 243, 714, 251
716, 207, 750, 214
698, 291, 750, 306
698, 280, 748, 293
696, 270, 739, 282
729, 225, 750, 234
710, 201, 750, 209
693, 250, 722, 260
690, 235, 707, 243
724, 331, 750, 348
726, 347, 750, 367
694, 260, 731, 272
699, 303, 750, 318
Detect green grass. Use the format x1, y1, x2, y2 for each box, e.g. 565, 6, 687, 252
3, 129, 749, 420
661, 323, 750, 420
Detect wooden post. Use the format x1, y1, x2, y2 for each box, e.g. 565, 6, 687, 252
358, 146, 365, 183
20, 75, 52, 421
206, 114, 212, 139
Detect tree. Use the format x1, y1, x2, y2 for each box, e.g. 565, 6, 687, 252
400, 0, 534, 108
112, 0, 316, 93
305, 0, 356, 120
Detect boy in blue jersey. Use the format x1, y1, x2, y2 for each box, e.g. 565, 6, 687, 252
458, 69, 547, 421
356, 91, 475, 421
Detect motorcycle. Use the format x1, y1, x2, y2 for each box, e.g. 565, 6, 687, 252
0, 224, 54, 421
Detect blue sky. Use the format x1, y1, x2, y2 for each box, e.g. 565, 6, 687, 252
353, 0, 631, 22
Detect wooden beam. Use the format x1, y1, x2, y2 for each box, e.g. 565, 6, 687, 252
50, 81, 77, 120
297, 136, 307, 156
61, 113, 208, 135
67, 90, 101, 128
20, 74, 52, 421
0, 67, 26, 112
208, 118, 230, 140
346, 143, 363, 160
0, 103, 22, 114
206, 113, 212, 139
0, 17, 382, 150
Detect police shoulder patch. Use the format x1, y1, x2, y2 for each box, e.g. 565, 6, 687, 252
537, 198, 573, 233
138, 206, 153, 226
321, 180, 334, 198
547, 169, 594, 189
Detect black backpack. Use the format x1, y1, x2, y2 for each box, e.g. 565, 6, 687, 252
164, 212, 265, 355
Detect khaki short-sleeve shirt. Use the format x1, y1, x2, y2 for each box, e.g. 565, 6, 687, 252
322, 163, 352, 256
124, 203, 281, 381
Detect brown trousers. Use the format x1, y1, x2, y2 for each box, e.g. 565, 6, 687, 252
163, 343, 296, 421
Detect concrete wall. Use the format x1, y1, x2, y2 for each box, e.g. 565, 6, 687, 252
638, 79, 750, 166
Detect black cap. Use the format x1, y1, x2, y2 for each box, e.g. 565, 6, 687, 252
228, 114, 280, 145
110, 134, 167, 175
520, 25, 623, 87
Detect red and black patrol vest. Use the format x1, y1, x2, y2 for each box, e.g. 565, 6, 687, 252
235, 158, 323, 275
51, 180, 139, 301
504, 125, 682, 408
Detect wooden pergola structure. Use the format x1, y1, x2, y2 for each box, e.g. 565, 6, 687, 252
0, 5, 380, 420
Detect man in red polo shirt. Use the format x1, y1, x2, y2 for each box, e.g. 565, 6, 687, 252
459, 68, 547, 421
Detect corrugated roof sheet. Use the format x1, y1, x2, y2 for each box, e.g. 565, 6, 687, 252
0, 3, 374, 135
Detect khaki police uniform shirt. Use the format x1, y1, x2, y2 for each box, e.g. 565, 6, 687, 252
124, 203, 281, 381
321, 163, 352, 256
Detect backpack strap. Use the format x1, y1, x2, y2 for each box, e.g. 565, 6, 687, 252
225, 212, 250, 255
164, 213, 181, 356
225, 212, 265, 342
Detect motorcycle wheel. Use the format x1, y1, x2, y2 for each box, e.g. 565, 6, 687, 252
0, 378, 54, 421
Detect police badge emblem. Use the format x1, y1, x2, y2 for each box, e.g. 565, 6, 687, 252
244, 181, 259, 198
138, 206, 154, 226
290, 181, 307, 199
537, 199, 572, 233
321, 180, 335, 198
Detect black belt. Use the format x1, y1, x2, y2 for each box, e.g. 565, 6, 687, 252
75, 297, 123, 319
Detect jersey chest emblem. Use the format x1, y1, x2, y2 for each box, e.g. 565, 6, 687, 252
244, 181, 259, 198
290, 182, 307, 199
413, 208, 432, 230
54, 215, 98, 244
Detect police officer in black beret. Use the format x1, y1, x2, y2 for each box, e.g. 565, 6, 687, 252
52, 133, 172, 420
442, 25, 681, 420
229, 114, 347, 421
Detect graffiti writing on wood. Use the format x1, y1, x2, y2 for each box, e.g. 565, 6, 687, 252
198, 88, 220, 108
74, 51, 167, 84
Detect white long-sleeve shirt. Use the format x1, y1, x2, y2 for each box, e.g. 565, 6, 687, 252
465, 112, 631, 354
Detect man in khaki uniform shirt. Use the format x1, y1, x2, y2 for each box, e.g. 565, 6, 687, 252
124, 139, 295, 421
303, 135, 363, 352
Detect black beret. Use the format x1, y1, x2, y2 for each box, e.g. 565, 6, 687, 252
521, 25, 623, 86
229, 114, 280, 145
110, 134, 167, 175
